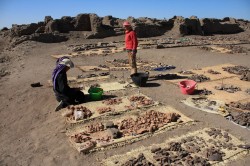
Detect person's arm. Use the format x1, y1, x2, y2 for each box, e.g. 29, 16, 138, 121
131, 31, 138, 54
57, 72, 71, 95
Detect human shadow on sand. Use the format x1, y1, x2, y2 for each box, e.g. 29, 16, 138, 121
143, 82, 161, 87
83, 94, 118, 103
149, 74, 188, 81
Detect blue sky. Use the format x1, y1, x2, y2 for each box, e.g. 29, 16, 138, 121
0, 0, 250, 28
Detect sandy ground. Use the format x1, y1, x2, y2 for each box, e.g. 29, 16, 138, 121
0, 32, 250, 166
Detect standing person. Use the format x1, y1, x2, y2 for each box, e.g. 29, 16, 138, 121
123, 21, 138, 75
52, 57, 85, 111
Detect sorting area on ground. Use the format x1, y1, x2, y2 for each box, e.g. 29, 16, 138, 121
53, 40, 250, 165
103, 128, 248, 166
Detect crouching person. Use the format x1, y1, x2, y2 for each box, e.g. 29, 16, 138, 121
52, 57, 85, 111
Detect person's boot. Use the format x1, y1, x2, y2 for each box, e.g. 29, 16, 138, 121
55, 101, 67, 112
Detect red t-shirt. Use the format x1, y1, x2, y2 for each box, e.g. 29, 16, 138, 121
125, 30, 138, 50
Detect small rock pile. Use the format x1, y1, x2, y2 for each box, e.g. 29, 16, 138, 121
151, 142, 210, 165
96, 107, 114, 114
214, 84, 241, 93
207, 69, 221, 74
129, 95, 154, 106
102, 98, 122, 105
220, 45, 248, 54
119, 128, 240, 165
71, 132, 92, 143
85, 123, 105, 133
227, 102, 250, 111
198, 88, 213, 95
110, 59, 129, 67
222, 65, 249, 75
178, 70, 195, 75
232, 112, 250, 127
118, 110, 181, 136
246, 89, 250, 94
203, 147, 224, 161
240, 71, 250, 81
188, 74, 210, 82
198, 46, 213, 51
121, 153, 154, 166
205, 128, 232, 142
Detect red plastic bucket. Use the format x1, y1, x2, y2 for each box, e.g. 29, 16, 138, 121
179, 80, 197, 95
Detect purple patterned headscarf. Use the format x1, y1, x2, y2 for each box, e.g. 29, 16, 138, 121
52, 56, 69, 90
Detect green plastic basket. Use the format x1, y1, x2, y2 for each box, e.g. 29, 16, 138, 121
88, 87, 103, 101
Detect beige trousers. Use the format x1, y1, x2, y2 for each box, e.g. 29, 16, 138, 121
127, 52, 137, 74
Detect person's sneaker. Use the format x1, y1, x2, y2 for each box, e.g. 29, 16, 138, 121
55, 101, 65, 112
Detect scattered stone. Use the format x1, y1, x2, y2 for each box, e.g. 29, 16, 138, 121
99, 72, 109, 76
168, 142, 183, 151
207, 69, 221, 74
121, 153, 154, 166
188, 74, 210, 82
102, 98, 122, 105
151, 147, 161, 153
222, 65, 249, 75
240, 71, 250, 81
71, 132, 92, 143
215, 84, 241, 93
85, 123, 105, 133
238, 144, 250, 149
129, 95, 154, 106
118, 110, 181, 136
0, 68, 10, 78
220, 45, 248, 54
232, 112, 250, 127
96, 107, 114, 114
227, 102, 250, 111
198, 88, 213, 95
203, 147, 224, 161
0, 56, 10, 63
178, 70, 195, 75
198, 46, 213, 51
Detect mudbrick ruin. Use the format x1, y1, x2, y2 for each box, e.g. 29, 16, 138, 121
0, 14, 249, 48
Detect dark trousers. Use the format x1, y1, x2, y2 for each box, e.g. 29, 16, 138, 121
55, 88, 85, 105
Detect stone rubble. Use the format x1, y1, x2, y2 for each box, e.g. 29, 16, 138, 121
118, 110, 181, 136
188, 74, 211, 82
129, 95, 155, 106
214, 84, 241, 93
207, 69, 221, 74
198, 88, 213, 95
102, 98, 122, 105
232, 112, 250, 127
96, 107, 114, 114
222, 65, 250, 75
121, 153, 155, 166
227, 101, 250, 111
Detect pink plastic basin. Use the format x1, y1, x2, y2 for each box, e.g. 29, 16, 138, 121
179, 80, 197, 95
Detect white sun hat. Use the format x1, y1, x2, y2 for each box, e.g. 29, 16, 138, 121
59, 58, 74, 68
